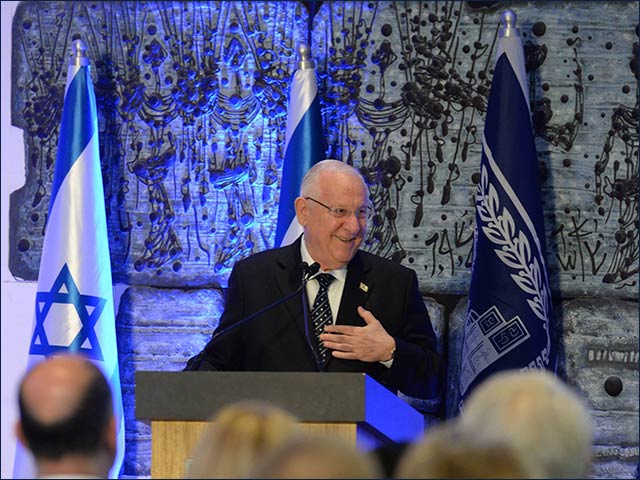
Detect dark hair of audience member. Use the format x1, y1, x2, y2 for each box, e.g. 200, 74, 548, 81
18, 361, 113, 459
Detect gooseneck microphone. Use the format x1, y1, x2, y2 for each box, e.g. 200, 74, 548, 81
302, 261, 320, 279
184, 261, 321, 371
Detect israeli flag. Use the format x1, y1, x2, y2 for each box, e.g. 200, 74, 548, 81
275, 43, 326, 246
458, 11, 555, 408
13, 40, 125, 478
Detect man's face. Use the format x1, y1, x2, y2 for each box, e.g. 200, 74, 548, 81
295, 170, 368, 270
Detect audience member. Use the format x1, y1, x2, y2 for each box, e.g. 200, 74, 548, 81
394, 422, 537, 478
372, 440, 410, 477
187, 399, 300, 478
252, 433, 383, 479
16, 354, 117, 478
459, 369, 594, 478
253, 433, 382, 478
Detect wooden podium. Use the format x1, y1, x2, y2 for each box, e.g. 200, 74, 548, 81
136, 371, 425, 478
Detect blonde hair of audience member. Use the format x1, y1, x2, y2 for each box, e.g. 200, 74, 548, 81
252, 433, 383, 479
459, 369, 593, 478
187, 400, 300, 478
394, 422, 538, 479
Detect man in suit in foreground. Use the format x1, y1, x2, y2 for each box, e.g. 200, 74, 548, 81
187, 159, 442, 399
15, 354, 117, 478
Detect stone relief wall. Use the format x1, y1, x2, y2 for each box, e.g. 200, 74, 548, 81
8, 1, 639, 478
10, 1, 310, 286
312, 1, 638, 297
9, 0, 639, 298
559, 299, 639, 478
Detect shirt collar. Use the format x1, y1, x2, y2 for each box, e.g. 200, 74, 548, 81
300, 235, 348, 283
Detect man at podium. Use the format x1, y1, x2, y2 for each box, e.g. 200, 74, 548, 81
186, 160, 442, 399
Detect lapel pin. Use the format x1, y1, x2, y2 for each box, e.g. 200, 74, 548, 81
359, 282, 368, 293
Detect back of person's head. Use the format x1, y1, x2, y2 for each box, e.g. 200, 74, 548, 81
188, 399, 300, 478
16, 353, 116, 477
394, 422, 538, 478
372, 440, 410, 477
459, 369, 593, 478
252, 433, 382, 479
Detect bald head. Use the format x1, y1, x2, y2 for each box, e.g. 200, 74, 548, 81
17, 354, 114, 467
20, 355, 100, 425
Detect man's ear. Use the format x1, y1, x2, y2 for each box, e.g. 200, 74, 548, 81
294, 197, 308, 226
15, 421, 29, 448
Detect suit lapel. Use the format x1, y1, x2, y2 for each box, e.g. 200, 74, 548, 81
336, 251, 373, 326
273, 237, 308, 340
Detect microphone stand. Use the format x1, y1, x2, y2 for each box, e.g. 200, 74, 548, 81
301, 269, 324, 372
209, 285, 303, 343
184, 262, 322, 371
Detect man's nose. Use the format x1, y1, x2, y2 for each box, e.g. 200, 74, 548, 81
343, 211, 364, 232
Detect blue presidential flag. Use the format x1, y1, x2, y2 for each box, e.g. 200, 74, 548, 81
13, 40, 125, 478
458, 11, 555, 409
275, 43, 326, 246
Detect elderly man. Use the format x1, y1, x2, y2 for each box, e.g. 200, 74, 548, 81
15, 354, 117, 478
186, 159, 442, 399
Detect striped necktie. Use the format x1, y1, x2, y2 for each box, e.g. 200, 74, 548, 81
311, 273, 335, 363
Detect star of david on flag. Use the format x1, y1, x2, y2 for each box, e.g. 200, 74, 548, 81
31, 264, 105, 359
456, 11, 556, 411
275, 43, 326, 246
13, 40, 125, 479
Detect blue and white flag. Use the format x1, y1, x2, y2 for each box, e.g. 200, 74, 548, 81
458, 11, 555, 409
13, 40, 125, 478
275, 43, 326, 246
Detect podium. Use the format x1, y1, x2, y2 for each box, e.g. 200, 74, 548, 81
136, 371, 425, 478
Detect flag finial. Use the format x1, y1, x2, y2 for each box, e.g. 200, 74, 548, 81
296, 43, 315, 70
499, 10, 519, 39
71, 39, 90, 67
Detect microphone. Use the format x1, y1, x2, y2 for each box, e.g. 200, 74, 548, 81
302, 261, 320, 279
184, 261, 322, 371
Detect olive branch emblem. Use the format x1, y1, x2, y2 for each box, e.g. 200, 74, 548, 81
476, 164, 550, 323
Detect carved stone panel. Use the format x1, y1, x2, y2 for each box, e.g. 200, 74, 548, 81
10, 1, 310, 287
560, 298, 639, 479
313, 1, 638, 298
9, 1, 638, 299
116, 285, 225, 477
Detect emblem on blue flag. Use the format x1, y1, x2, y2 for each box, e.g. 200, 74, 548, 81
13, 40, 125, 478
458, 11, 555, 409
275, 43, 326, 246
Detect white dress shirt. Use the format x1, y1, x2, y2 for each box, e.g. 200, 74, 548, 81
300, 237, 347, 322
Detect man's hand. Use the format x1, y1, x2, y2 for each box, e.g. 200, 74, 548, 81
319, 306, 396, 363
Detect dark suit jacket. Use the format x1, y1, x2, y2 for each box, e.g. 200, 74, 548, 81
191, 237, 442, 399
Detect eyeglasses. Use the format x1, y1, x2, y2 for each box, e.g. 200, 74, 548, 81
305, 197, 372, 220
